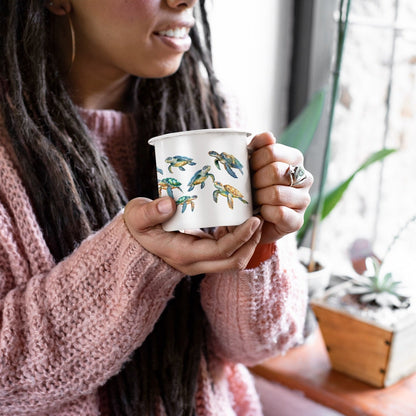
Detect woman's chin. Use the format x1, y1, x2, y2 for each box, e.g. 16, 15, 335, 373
134, 57, 185, 79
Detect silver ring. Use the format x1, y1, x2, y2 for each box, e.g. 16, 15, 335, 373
288, 165, 307, 187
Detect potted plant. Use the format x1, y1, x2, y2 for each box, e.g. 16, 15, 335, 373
278, 101, 396, 299
311, 215, 416, 387
277, 0, 395, 297
284, 0, 416, 388
296, 146, 396, 296
276, 87, 396, 340
277, 0, 398, 341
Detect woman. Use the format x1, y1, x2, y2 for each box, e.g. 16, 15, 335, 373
0, 0, 312, 415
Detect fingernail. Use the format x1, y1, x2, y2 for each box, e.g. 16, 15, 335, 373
250, 218, 262, 233
157, 198, 173, 214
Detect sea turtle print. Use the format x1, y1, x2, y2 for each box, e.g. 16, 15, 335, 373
187, 165, 215, 191
208, 151, 244, 178
212, 181, 248, 209
156, 168, 164, 176
176, 195, 198, 213
158, 178, 183, 198
165, 155, 196, 173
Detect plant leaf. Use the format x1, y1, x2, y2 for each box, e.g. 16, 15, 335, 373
381, 272, 393, 288
388, 281, 402, 293
297, 196, 316, 244
278, 89, 326, 153
374, 292, 402, 307
368, 275, 379, 287
297, 148, 397, 243
348, 286, 371, 294
360, 293, 377, 303
321, 149, 397, 219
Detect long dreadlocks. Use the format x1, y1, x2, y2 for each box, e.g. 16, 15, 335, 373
0, 0, 227, 414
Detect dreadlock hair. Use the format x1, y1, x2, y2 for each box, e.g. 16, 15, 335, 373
0, 1, 227, 415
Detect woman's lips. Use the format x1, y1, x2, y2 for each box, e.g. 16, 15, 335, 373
154, 27, 192, 52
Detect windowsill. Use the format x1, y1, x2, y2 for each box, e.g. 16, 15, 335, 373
250, 328, 416, 416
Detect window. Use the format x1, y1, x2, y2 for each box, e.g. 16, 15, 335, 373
302, 0, 416, 287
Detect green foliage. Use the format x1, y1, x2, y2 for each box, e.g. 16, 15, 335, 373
278, 89, 325, 154
277, 91, 397, 246
296, 148, 397, 244
346, 257, 410, 308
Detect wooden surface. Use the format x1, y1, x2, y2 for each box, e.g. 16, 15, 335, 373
250, 329, 416, 416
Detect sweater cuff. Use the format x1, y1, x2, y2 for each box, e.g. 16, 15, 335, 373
246, 243, 276, 269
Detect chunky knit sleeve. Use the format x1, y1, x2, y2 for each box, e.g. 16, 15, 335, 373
0, 142, 184, 413
200, 236, 307, 366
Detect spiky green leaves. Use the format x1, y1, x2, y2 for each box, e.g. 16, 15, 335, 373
346, 257, 410, 308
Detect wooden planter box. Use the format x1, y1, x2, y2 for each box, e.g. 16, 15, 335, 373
311, 298, 416, 388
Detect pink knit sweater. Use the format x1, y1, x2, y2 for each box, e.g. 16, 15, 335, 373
0, 108, 307, 415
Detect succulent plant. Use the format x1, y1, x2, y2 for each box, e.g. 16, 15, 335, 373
346, 256, 410, 308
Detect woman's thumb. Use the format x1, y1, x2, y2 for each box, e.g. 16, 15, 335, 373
124, 197, 176, 232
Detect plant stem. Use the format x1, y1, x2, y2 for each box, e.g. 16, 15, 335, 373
308, 0, 352, 272
383, 215, 416, 264
373, 0, 399, 244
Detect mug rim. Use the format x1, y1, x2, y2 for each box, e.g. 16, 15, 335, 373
148, 128, 252, 146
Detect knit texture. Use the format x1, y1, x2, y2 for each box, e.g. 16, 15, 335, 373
0, 109, 307, 415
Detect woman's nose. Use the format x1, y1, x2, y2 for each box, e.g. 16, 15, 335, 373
166, 0, 197, 9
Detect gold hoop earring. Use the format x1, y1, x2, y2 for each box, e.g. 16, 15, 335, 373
66, 12, 76, 73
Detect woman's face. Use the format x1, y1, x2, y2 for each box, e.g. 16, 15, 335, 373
51, 0, 197, 79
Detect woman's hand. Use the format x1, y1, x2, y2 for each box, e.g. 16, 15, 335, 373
123, 197, 263, 276
249, 132, 313, 244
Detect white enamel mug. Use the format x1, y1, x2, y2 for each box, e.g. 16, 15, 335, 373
148, 128, 253, 231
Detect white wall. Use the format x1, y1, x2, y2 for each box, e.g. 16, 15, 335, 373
209, 1, 293, 136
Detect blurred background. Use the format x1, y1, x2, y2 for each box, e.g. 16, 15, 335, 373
208, 1, 416, 414
210, 0, 416, 287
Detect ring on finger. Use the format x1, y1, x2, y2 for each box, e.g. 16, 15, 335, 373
287, 164, 307, 187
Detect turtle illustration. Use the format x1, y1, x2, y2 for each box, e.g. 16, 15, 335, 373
187, 165, 215, 191
158, 178, 183, 198
212, 181, 248, 209
156, 167, 164, 176
208, 151, 244, 178
165, 155, 196, 173
176, 195, 198, 213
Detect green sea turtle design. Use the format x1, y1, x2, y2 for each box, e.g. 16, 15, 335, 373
212, 181, 248, 209
158, 178, 183, 198
165, 155, 196, 173
176, 195, 198, 213
208, 151, 244, 178
187, 165, 215, 191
